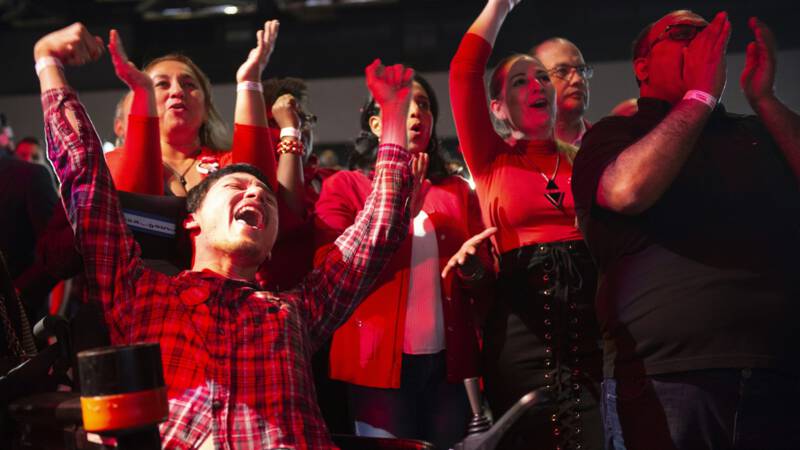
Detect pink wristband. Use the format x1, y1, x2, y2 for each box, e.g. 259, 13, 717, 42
683, 90, 717, 109
237, 81, 263, 92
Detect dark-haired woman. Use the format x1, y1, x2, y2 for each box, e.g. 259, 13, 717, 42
104, 21, 279, 195
449, 1, 603, 449
314, 74, 490, 450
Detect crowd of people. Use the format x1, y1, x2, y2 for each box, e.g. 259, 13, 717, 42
2, 0, 799, 448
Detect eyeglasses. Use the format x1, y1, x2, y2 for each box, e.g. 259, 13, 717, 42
300, 112, 317, 131
547, 64, 594, 81
649, 23, 707, 50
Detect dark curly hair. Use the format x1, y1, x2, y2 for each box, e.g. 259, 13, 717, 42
186, 163, 272, 213
348, 74, 450, 183
262, 77, 309, 110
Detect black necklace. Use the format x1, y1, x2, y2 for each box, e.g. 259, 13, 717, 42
164, 150, 200, 192
534, 151, 564, 210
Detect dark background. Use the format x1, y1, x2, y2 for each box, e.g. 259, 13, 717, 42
2, 0, 798, 96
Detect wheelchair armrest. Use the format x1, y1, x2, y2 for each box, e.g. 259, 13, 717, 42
454, 388, 551, 450
7, 391, 83, 426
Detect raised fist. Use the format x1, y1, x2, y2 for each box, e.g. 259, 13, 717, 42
364, 59, 414, 111
34, 22, 104, 66
271, 94, 301, 129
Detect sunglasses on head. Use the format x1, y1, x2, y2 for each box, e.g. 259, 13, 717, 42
650, 23, 707, 50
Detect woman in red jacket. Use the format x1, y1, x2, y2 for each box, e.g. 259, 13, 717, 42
314, 74, 490, 450
449, 1, 602, 449
104, 21, 279, 195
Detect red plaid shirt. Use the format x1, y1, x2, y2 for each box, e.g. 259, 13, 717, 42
43, 88, 411, 449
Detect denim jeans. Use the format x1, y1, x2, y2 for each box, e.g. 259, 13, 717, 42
602, 369, 800, 450
348, 351, 470, 450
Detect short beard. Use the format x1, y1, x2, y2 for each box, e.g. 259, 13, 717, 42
220, 239, 269, 266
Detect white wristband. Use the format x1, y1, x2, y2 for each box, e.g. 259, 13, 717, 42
280, 127, 301, 139
683, 90, 717, 110
237, 81, 263, 92
35, 56, 64, 77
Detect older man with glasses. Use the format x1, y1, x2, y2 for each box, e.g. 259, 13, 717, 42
571, 9, 800, 450
532, 37, 593, 146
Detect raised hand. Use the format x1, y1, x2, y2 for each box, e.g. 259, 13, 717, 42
108, 29, 152, 92
441, 227, 498, 279
682, 11, 731, 99
497, 0, 522, 11
408, 153, 430, 217
364, 59, 413, 149
237, 20, 280, 83
272, 94, 301, 129
364, 59, 414, 111
33, 22, 104, 66
741, 17, 777, 106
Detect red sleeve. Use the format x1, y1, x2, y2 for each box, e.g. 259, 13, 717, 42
301, 144, 412, 348
449, 33, 508, 176
231, 123, 277, 192
106, 114, 164, 195
312, 171, 361, 268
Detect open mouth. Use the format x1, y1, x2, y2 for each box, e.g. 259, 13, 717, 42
530, 98, 548, 108
233, 205, 265, 229
409, 122, 423, 133
168, 102, 187, 111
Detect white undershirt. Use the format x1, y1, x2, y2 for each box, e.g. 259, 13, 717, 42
403, 211, 445, 354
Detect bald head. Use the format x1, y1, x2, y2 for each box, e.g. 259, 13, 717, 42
533, 38, 581, 60
633, 10, 710, 103
532, 37, 590, 132
113, 91, 133, 147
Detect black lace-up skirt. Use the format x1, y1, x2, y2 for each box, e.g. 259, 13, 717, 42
483, 240, 603, 450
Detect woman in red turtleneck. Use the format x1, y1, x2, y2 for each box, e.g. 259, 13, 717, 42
450, 1, 602, 449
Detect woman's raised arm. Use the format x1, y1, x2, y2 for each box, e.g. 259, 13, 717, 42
106, 30, 163, 194
231, 20, 280, 191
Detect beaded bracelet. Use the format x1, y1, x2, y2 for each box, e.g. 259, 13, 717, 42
276, 138, 304, 155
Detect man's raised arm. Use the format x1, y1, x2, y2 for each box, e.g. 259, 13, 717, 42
36, 23, 142, 329
301, 60, 414, 347
596, 12, 730, 215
